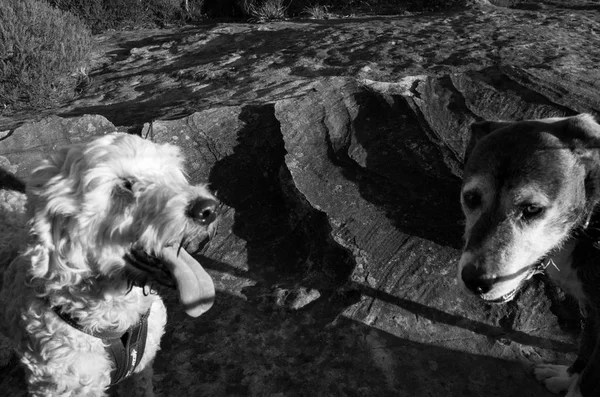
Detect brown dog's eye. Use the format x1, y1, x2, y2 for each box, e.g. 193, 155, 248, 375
522, 204, 544, 219
462, 191, 481, 210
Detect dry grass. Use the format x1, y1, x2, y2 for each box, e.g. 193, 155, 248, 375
244, 0, 289, 22
303, 4, 330, 19
0, 0, 93, 111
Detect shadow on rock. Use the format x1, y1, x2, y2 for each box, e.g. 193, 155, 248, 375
151, 290, 558, 397
355, 283, 575, 354
340, 90, 465, 249
0, 168, 25, 193
207, 104, 356, 307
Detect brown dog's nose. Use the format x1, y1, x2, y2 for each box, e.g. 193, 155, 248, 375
188, 198, 218, 225
461, 263, 494, 295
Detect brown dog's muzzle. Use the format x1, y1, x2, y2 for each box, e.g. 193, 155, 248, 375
461, 262, 494, 295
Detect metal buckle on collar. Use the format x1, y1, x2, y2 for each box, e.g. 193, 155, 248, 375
537, 257, 560, 272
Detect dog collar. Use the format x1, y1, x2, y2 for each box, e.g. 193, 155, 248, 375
50, 303, 151, 385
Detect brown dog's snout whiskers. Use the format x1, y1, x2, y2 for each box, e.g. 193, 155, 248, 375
187, 198, 219, 225
461, 263, 494, 295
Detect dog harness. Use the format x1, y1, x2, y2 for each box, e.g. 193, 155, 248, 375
51, 304, 152, 385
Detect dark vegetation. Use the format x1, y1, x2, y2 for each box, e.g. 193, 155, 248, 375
0, 0, 92, 111
47, 0, 472, 31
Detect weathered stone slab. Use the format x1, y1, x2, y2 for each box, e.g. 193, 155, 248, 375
275, 74, 581, 378
1, 69, 595, 396
0, 115, 117, 178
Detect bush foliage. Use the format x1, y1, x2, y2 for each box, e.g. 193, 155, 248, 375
47, 0, 195, 33
204, 0, 470, 19
40, 0, 471, 32
0, 0, 476, 112
0, 0, 93, 111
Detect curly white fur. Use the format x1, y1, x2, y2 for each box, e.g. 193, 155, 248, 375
0, 133, 218, 397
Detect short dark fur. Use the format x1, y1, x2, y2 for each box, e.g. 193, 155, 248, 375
462, 114, 600, 396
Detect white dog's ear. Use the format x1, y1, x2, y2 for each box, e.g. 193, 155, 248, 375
27, 146, 89, 286
28, 147, 81, 218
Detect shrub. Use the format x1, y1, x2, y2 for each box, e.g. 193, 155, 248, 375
244, 0, 288, 22
200, 0, 477, 19
0, 0, 93, 111
287, 1, 465, 18
47, 0, 192, 33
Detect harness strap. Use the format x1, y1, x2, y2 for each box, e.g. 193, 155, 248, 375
51, 304, 152, 385
51, 306, 124, 339
108, 308, 151, 384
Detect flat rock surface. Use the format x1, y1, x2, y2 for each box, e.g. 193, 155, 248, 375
1, 2, 599, 396
2, 2, 600, 129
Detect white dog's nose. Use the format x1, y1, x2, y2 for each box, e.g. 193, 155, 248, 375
188, 198, 219, 225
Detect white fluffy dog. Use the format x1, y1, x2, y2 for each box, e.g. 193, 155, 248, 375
0, 133, 219, 396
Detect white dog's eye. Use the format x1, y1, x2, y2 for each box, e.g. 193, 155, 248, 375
122, 178, 134, 191
112, 178, 136, 202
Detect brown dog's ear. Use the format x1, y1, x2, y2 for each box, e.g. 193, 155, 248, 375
470, 120, 514, 140
570, 115, 600, 199
547, 114, 600, 165
554, 114, 600, 219
561, 113, 600, 145
464, 120, 514, 163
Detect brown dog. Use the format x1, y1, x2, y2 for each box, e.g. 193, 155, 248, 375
458, 114, 600, 397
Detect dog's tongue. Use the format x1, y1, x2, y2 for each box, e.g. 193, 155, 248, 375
160, 246, 215, 317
